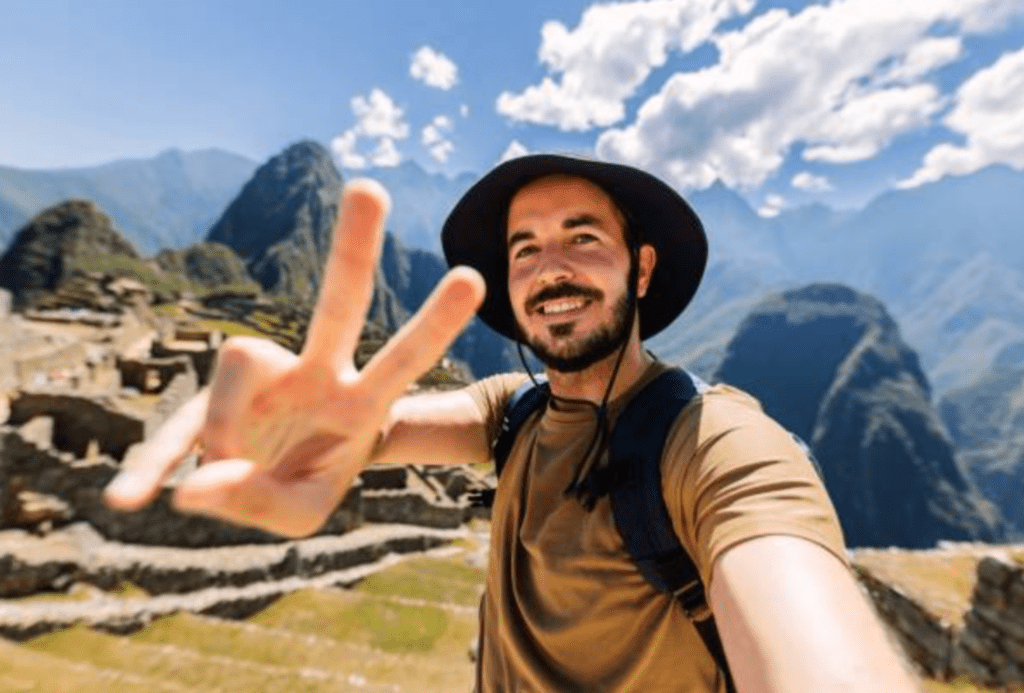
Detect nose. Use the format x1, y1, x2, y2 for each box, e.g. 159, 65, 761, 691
533, 246, 575, 286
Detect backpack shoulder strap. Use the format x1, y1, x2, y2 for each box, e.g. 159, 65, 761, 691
608, 368, 704, 599
493, 378, 550, 477
609, 368, 736, 693
470, 378, 549, 509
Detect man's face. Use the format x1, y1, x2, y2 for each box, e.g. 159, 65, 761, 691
506, 175, 643, 373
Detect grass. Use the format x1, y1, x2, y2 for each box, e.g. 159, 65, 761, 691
3, 536, 1021, 693
191, 318, 267, 339
9, 555, 483, 693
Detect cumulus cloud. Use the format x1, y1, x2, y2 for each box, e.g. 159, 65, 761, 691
496, 0, 756, 131
593, 0, 1024, 189
422, 115, 455, 163
460, 104, 470, 117
500, 140, 530, 162
758, 193, 787, 218
899, 44, 1024, 188
331, 89, 410, 169
410, 46, 460, 90
791, 171, 833, 192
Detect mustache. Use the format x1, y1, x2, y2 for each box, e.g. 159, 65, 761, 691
525, 283, 603, 313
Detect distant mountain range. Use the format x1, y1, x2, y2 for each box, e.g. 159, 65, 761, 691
0, 149, 257, 255
2, 142, 1023, 540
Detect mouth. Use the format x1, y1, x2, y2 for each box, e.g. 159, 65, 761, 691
533, 297, 592, 317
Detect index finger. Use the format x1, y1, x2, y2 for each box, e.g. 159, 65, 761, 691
302, 179, 391, 369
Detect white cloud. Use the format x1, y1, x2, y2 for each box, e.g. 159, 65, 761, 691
422, 115, 455, 163
460, 104, 470, 117
330, 89, 410, 169
593, 0, 1024, 190
496, 0, 756, 131
500, 140, 530, 162
900, 44, 1024, 188
410, 46, 460, 90
758, 193, 787, 218
792, 171, 833, 192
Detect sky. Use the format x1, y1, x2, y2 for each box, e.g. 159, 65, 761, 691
2, 0, 1023, 213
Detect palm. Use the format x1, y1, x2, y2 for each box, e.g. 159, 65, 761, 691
105, 181, 485, 537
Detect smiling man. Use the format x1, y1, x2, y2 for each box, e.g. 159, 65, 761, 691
106, 154, 922, 693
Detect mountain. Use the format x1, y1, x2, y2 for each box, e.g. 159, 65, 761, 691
206, 140, 407, 332
0, 200, 140, 309
713, 283, 1003, 549
0, 149, 257, 255
154, 242, 260, 294
940, 353, 1024, 539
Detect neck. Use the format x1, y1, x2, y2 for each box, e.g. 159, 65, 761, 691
543, 326, 654, 406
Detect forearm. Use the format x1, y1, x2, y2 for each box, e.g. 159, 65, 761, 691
371, 389, 492, 468
710, 535, 923, 693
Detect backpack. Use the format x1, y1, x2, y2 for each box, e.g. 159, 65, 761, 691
480, 367, 738, 693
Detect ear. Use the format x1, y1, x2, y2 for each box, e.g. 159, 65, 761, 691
636, 244, 657, 298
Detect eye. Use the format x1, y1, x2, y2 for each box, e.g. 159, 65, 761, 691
513, 244, 539, 260
570, 233, 597, 245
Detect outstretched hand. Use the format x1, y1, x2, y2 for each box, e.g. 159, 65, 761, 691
104, 180, 486, 537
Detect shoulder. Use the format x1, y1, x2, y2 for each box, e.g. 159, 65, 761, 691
463, 371, 532, 442
660, 380, 849, 587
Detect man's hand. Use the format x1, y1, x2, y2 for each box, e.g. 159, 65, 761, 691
103, 180, 486, 537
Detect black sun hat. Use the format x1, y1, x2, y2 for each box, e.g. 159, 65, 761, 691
441, 153, 708, 342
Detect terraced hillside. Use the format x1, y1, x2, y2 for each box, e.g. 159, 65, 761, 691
3, 527, 1024, 691
0, 531, 488, 693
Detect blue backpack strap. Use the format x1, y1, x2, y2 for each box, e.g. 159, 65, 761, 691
609, 369, 735, 693
471, 378, 550, 508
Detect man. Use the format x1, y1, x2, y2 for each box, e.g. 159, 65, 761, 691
106, 155, 921, 692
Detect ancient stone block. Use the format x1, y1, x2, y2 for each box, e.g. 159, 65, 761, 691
359, 464, 408, 490
7, 392, 145, 460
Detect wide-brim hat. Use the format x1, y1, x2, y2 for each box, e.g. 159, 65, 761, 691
442, 153, 707, 341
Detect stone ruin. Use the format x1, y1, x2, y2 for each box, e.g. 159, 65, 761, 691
858, 552, 1024, 688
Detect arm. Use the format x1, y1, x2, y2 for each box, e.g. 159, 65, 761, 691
708, 535, 922, 693
374, 389, 491, 467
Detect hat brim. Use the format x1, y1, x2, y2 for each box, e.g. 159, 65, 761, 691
442, 154, 707, 341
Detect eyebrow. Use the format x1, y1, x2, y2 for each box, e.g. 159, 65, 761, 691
563, 213, 603, 229
507, 229, 535, 250
507, 214, 606, 250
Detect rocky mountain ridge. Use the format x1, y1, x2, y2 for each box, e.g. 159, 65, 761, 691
714, 283, 1003, 548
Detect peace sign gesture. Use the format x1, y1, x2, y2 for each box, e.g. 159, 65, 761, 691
104, 180, 486, 537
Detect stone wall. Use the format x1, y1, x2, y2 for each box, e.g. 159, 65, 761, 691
858, 555, 1024, 688
147, 368, 199, 434
0, 427, 362, 546
951, 557, 1024, 686
117, 355, 192, 394
7, 392, 145, 460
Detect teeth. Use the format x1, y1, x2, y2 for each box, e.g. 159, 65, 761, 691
539, 299, 585, 315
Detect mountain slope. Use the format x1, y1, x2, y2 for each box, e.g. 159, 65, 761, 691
714, 283, 1003, 548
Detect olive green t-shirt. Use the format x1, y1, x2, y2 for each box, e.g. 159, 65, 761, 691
465, 362, 848, 693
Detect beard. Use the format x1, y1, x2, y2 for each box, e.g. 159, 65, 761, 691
521, 289, 632, 373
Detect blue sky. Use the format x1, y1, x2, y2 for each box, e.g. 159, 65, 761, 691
2, 0, 1023, 212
